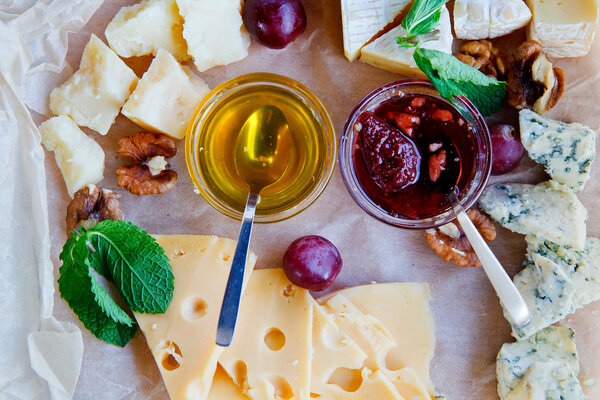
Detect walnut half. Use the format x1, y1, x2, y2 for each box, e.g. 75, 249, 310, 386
425, 209, 496, 267
454, 40, 507, 80
66, 184, 123, 235
116, 132, 177, 195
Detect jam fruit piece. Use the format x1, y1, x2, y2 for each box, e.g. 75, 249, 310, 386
428, 150, 446, 183
283, 235, 342, 291
356, 111, 421, 193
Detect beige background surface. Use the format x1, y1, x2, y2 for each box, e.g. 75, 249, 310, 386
36, 0, 600, 398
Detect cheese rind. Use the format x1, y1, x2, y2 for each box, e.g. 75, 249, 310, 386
134, 235, 256, 400
121, 49, 210, 139
38, 116, 104, 197
341, 0, 411, 61
520, 109, 596, 191
453, 0, 531, 39
175, 0, 250, 72
105, 0, 189, 61
360, 6, 452, 77
478, 181, 587, 250
49, 34, 138, 135
526, 0, 599, 58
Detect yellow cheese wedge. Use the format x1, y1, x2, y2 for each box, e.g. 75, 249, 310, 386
121, 49, 210, 139
208, 364, 249, 400
219, 269, 313, 400
526, 0, 598, 58
134, 235, 256, 400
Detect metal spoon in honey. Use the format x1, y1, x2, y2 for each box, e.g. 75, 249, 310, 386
216, 105, 291, 347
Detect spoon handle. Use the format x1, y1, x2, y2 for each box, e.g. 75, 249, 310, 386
448, 189, 532, 329
216, 192, 259, 347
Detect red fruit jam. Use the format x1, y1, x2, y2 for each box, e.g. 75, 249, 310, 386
353, 93, 477, 219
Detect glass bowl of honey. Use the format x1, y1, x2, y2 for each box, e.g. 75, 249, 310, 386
339, 79, 492, 229
186, 73, 336, 223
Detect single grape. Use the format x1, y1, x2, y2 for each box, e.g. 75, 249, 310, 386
490, 124, 524, 175
282, 235, 342, 291
243, 0, 307, 49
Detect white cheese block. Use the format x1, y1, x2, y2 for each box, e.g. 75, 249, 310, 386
454, 0, 532, 39
496, 326, 586, 400
49, 34, 138, 135
134, 235, 256, 400
520, 109, 596, 192
341, 0, 411, 61
526, 0, 599, 58
175, 0, 250, 72
479, 181, 587, 250
38, 116, 104, 197
359, 6, 452, 77
121, 49, 210, 139
105, 0, 189, 61
219, 268, 312, 400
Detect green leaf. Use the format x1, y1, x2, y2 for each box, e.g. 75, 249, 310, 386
401, 0, 448, 35
81, 220, 174, 314
58, 236, 137, 347
413, 48, 507, 116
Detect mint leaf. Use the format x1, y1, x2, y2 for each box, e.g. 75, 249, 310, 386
401, 0, 448, 35
82, 220, 173, 314
58, 235, 137, 347
413, 48, 507, 116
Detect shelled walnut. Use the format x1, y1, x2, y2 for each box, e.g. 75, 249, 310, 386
66, 184, 123, 235
506, 40, 564, 115
454, 40, 507, 80
116, 132, 177, 195
425, 209, 496, 267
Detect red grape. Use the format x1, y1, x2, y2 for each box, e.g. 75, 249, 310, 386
490, 124, 524, 175
243, 0, 307, 49
282, 235, 342, 291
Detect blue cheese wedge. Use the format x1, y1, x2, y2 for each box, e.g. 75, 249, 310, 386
479, 181, 587, 250
359, 6, 452, 77
496, 326, 587, 400
520, 109, 596, 192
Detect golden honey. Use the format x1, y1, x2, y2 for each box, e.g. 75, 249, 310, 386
186, 73, 336, 222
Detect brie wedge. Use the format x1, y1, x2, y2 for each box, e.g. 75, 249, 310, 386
453, 0, 532, 39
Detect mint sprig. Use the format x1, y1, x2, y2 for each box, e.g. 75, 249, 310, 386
58, 220, 173, 347
401, 0, 448, 37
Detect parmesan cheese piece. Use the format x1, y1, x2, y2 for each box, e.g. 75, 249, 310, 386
49, 34, 138, 135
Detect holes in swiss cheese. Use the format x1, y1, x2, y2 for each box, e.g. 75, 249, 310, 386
233, 360, 249, 391
266, 375, 294, 400
327, 368, 363, 392
320, 321, 346, 350
385, 348, 405, 371
172, 249, 185, 258
160, 341, 182, 371
264, 327, 286, 351
182, 296, 208, 320
282, 284, 296, 299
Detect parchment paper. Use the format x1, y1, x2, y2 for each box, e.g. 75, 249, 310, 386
4, 0, 600, 399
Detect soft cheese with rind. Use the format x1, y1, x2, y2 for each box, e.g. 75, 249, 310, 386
496, 326, 587, 400
121, 49, 210, 139
105, 0, 189, 61
526, 0, 599, 58
134, 235, 256, 400
454, 0, 532, 39
520, 109, 596, 192
360, 6, 452, 77
38, 116, 104, 198
479, 181, 587, 250
49, 34, 138, 135
341, 0, 411, 62
176, 0, 250, 72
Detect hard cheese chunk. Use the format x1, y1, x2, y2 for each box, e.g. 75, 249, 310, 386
453, 0, 532, 39
219, 269, 312, 400
496, 326, 587, 400
360, 6, 452, 77
176, 0, 250, 71
38, 116, 104, 197
526, 0, 599, 58
134, 235, 256, 400
49, 34, 138, 135
479, 181, 587, 250
105, 0, 189, 61
520, 109, 596, 192
121, 49, 210, 139
341, 0, 411, 61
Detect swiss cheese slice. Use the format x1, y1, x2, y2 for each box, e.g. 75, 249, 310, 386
360, 6, 452, 77
134, 235, 256, 400
341, 0, 411, 61
218, 268, 313, 400
208, 364, 249, 400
